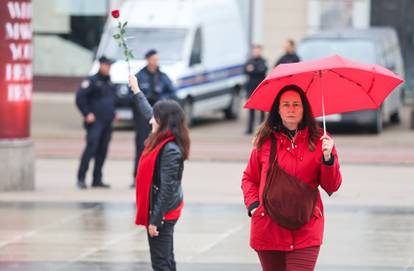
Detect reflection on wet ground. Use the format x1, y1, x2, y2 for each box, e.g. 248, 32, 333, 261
0, 202, 413, 271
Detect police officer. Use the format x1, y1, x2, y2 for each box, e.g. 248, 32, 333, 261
244, 45, 268, 134
274, 39, 300, 67
130, 49, 175, 188
76, 56, 116, 189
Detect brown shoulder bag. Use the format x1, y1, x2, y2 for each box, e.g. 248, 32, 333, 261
262, 135, 318, 230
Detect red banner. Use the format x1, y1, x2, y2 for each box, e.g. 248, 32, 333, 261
0, 0, 32, 139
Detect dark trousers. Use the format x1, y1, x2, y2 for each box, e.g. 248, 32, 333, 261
133, 111, 151, 178
257, 246, 320, 271
147, 220, 177, 271
247, 109, 265, 133
77, 121, 112, 184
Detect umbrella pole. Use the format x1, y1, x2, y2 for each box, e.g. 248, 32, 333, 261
322, 94, 327, 136
319, 71, 327, 136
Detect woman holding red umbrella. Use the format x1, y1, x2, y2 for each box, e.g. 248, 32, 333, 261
241, 84, 342, 271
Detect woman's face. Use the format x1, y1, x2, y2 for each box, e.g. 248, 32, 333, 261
278, 90, 304, 129
149, 116, 159, 133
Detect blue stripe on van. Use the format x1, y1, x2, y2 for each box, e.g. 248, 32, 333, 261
176, 64, 244, 89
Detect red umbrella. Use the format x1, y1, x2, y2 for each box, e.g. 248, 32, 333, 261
244, 55, 403, 134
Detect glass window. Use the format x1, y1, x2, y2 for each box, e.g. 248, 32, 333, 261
101, 28, 187, 62
189, 27, 202, 66
298, 40, 377, 64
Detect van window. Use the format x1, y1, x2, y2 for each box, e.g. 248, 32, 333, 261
298, 40, 377, 64
189, 28, 202, 66
383, 42, 398, 71
102, 28, 187, 62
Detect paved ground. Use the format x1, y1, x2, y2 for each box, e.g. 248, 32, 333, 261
0, 93, 414, 270
1, 200, 414, 271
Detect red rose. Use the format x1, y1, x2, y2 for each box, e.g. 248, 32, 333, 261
111, 10, 120, 18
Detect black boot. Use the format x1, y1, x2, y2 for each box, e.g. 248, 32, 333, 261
91, 181, 111, 188
77, 180, 87, 189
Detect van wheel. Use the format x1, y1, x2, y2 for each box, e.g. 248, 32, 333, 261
390, 111, 401, 124
224, 89, 241, 120
369, 109, 383, 134
183, 99, 194, 127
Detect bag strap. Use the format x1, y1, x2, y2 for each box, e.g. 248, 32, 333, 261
269, 133, 277, 165
266, 133, 277, 179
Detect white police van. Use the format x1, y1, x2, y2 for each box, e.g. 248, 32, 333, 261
92, 0, 248, 126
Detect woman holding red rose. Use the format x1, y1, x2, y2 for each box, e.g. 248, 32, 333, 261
129, 75, 190, 271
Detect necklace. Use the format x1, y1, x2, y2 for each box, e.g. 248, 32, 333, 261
287, 129, 298, 149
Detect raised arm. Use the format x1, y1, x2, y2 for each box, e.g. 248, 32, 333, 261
129, 75, 153, 122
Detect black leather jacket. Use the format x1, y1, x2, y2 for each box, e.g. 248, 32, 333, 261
150, 142, 184, 226
134, 92, 184, 227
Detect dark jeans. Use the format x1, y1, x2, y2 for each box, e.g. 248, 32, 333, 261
147, 220, 177, 271
247, 109, 265, 133
77, 121, 112, 184
133, 110, 151, 178
257, 246, 320, 271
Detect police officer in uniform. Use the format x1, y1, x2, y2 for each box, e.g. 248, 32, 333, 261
244, 45, 268, 134
76, 56, 116, 189
130, 49, 175, 188
274, 39, 300, 67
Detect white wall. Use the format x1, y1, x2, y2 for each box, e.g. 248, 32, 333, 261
252, 0, 264, 46
33, 36, 93, 76
33, 0, 69, 33
262, 0, 308, 66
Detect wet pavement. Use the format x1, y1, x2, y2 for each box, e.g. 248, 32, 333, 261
1, 157, 414, 270
1, 201, 414, 271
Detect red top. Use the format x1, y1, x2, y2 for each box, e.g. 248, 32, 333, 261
241, 128, 342, 251
164, 201, 184, 220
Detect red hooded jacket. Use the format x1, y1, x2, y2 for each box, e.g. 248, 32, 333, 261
241, 128, 342, 251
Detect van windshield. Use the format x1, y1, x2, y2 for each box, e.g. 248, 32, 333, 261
297, 40, 376, 64
101, 28, 187, 62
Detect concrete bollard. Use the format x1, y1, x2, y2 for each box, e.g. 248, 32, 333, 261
0, 139, 35, 191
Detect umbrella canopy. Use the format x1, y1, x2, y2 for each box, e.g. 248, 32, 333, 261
244, 55, 403, 118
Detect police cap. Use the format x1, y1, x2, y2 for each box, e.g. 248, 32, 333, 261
99, 55, 115, 64
145, 49, 158, 59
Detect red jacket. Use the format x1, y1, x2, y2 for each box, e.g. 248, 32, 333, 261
241, 128, 342, 251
